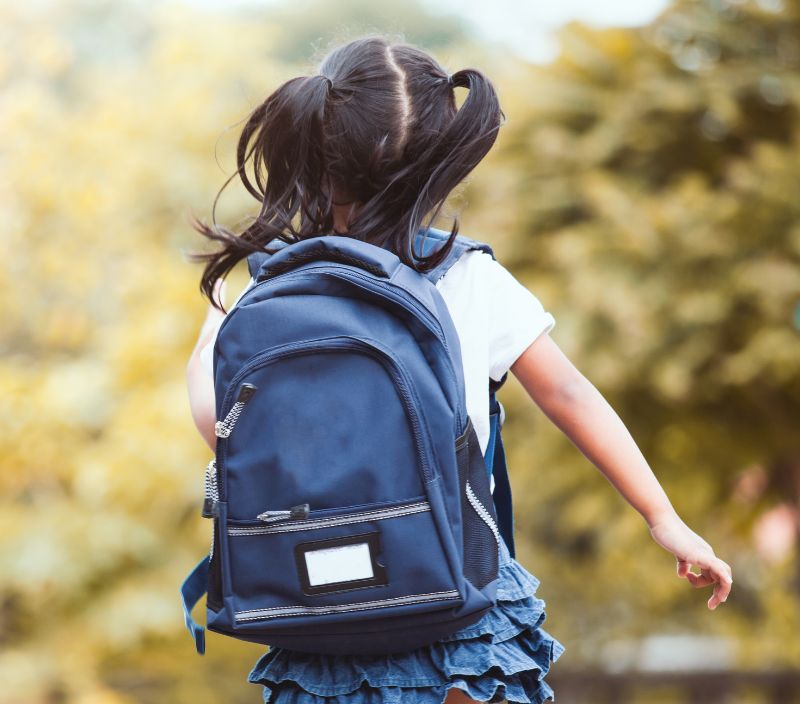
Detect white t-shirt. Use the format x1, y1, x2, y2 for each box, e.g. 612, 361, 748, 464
199, 249, 555, 489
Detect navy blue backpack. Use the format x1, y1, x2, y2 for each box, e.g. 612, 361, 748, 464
180, 227, 517, 656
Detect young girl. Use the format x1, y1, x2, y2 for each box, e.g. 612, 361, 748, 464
185, 34, 733, 704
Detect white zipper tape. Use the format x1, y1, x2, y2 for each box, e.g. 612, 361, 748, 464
228, 501, 431, 536
465, 481, 502, 547
234, 588, 461, 622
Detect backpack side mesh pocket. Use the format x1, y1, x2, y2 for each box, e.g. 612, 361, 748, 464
455, 417, 500, 589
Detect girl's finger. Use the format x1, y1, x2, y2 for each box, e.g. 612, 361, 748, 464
710, 562, 733, 605
677, 552, 733, 608
685, 568, 714, 588
681, 562, 733, 608
677, 559, 712, 585
708, 573, 732, 609
694, 554, 734, 588
719, 558, 734, 585
713, 579, 731, 607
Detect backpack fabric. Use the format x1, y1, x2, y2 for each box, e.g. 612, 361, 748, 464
180, 227, 517, 656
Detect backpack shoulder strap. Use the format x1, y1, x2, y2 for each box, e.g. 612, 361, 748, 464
247, 229, 493, 282
247, 252, 267, 279
246, 238, 290, 279
413, 227, 495, 284
487, 391, 515, 557
414, 228, 516, 557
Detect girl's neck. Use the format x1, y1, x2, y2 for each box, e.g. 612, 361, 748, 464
332, 200, 360, 234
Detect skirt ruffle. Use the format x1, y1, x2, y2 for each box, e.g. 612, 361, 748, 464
248, 539, 566, 703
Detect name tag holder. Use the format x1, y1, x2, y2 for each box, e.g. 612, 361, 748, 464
294, 531, 388, 596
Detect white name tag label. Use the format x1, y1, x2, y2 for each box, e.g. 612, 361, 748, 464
304, 542, 375, 586
294, 531, 388, 595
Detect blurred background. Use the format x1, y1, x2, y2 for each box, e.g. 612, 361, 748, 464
1, 0, 799, 702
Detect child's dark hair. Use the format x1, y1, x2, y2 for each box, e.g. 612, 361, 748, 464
189, 34, 504, 311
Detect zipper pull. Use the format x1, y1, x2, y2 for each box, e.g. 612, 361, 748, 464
215, 383, 257, 438
257, 503, 311, 524
202, 459, 219, 518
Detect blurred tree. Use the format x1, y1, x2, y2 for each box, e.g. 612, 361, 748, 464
466, 0, 800, 668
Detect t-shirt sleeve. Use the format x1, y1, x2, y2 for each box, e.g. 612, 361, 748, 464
198, 276, 256, 376
481, 255, 555, 382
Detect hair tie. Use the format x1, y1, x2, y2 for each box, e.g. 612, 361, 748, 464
447, 74, 455, 87
318, 74, 333, 90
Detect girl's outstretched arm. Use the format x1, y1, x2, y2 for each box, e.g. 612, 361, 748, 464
186, 279, 226, 453
510, 332, 734, 610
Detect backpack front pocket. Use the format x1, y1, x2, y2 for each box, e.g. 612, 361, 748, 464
216, 335, 440, 521
225, 496, 462, 629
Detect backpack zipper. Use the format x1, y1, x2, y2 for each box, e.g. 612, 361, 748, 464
215, 383, 257, 438
202, 458, 219, 519
234, 587, 461, 623
231, 499, 431, 535
465, 481, 501, 547
257, 503, 310, 523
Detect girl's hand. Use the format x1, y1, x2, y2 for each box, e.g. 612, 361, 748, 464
647, 511, 733, 610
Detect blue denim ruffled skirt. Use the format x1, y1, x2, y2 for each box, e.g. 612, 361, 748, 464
247, 537, 566, 703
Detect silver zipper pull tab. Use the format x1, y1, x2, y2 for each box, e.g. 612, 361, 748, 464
257, 503, 311, 524
289, 503, 311, 520
202, 459, 219, 519
215, 383, 257, 438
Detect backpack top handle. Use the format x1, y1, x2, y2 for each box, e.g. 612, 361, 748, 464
254, 235, 399, 283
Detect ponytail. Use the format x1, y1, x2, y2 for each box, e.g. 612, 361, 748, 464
403, 67, 504, 264
188, 73, 335, 311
